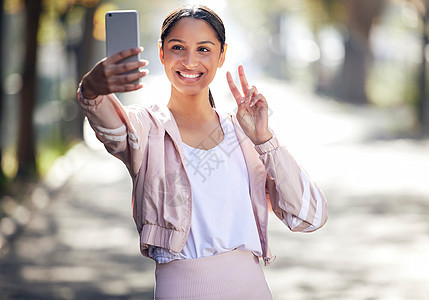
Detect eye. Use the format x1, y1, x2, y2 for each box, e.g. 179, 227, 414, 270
198, 47, 210, 53
172, 45, 184, 51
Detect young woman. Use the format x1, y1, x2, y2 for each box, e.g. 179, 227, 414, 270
77, 5, 327, 299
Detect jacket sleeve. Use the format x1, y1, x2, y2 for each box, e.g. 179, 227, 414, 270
255, 137, 328, 232
77, 87, 149, 176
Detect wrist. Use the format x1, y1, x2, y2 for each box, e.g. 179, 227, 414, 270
253, 132, 273, 146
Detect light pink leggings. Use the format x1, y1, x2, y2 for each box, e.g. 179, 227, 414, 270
154, 250, 273, 299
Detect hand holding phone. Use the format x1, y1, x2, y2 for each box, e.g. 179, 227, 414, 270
79, 10, 149, 99
106, 10, 142, 84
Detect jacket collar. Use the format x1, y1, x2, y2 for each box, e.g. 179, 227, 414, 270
147, 104, 187, 164
148, 104, 182, 142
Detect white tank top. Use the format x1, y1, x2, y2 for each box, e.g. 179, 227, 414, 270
180, 111, 262, 259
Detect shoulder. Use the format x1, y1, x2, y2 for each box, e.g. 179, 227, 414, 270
124, 104, 172, 124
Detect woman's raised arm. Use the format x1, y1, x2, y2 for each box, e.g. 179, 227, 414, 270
76, 48, 150, 176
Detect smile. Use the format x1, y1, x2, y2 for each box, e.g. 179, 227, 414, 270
177, 72, 203, 79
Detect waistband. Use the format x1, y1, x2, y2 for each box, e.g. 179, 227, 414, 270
154, 250, 273, 299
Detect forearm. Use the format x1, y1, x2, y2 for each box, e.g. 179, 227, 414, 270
256, 137, 328, 232
78, 87, 124, 129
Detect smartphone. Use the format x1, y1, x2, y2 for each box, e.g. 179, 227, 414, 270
105, 10, 140, 84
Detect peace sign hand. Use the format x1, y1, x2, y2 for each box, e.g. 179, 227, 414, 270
80, 47, 149, 99
226, 65, 273, 145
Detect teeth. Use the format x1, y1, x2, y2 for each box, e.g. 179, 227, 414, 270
180, 72, 201, 78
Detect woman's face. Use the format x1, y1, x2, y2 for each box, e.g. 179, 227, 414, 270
159, 17, 226, 97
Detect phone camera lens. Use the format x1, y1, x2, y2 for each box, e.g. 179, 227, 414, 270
108, 13, 112, 17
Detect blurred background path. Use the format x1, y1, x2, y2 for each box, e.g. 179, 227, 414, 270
1, 76, 428, 299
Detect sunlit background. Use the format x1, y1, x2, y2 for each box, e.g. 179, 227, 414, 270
1, 0, 429, 299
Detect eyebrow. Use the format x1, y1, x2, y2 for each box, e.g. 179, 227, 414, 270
167, 38, 216, 45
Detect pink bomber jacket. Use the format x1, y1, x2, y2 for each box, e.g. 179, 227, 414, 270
77, 90, 328, 265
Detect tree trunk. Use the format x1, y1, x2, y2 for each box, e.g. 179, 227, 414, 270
0, 0, 6, 190
71, 5, 97, 139
16, 0, 42, 180
341, 31, 367, 103
341, 0, 385, 103
418, 0, 429, 133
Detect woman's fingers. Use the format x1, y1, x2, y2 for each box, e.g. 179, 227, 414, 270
105, 47, 143, 65
81, 47, 148, 97
249, 93, 266, 107
105, 59, 148, 77
111, 83, 143, 93
238, 65, 249, 95
226, 71, 243, 105
245, 86, 257, 103
227, 65, 264, 109
227, 69, 260, 107
107, 69, 149, 86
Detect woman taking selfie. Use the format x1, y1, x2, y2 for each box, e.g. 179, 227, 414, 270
77, 5, 327, 299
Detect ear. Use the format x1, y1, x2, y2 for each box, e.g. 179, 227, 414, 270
218, 44, 227, 68
159, 42, 164, 65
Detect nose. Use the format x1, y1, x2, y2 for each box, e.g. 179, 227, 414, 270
182, 52, 198, 69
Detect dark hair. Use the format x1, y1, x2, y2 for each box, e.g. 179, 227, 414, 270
160, 5, 226, 108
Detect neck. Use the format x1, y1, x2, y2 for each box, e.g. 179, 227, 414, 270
167, 86, 214, 122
